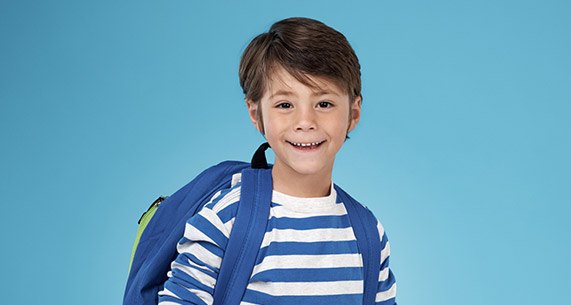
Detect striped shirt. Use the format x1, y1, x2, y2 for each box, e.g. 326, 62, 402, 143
158, 173, 397, 305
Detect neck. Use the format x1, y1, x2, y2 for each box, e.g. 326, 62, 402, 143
271, 162, 333, 198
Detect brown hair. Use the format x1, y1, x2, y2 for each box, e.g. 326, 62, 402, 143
239, 17, 362, 105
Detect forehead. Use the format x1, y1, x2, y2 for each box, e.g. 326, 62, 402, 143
264, 65, 346, 98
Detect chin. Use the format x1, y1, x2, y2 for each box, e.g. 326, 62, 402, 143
288, 161, 330, 177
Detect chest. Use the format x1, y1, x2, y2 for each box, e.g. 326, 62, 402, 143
249, 208, 364, 283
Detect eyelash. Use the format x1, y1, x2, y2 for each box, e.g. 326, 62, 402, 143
277, 102, 292, 109
317, 101, 333, 108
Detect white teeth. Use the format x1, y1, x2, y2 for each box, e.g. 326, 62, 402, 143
290, 141, 322, 147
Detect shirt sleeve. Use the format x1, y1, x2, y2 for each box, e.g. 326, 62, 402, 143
158, 206, 230, 305
375, 221, 397, 305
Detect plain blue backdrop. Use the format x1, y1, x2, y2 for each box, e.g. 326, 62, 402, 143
1, 0, 570, 304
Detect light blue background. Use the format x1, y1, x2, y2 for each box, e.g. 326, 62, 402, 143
1, 0, 570, 304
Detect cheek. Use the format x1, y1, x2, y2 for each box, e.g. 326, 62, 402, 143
260, 113, 281, 140
328, 116, 350, 134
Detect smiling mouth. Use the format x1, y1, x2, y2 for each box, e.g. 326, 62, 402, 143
287, 140, 326, 150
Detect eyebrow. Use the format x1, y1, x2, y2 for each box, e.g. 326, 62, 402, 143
269, 89, 340, 99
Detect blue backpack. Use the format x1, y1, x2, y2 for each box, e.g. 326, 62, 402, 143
123, 143, 382, 305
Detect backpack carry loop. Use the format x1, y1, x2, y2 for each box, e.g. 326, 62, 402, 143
336, 186, 382, 305
251, 142, 271, 169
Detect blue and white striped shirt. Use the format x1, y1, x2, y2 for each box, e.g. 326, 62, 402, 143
159, 173, 397, 305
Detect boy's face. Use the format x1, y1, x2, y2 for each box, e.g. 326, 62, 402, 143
247, 66, 361, 183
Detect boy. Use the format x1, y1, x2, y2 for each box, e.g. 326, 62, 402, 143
158, 17, 397, 304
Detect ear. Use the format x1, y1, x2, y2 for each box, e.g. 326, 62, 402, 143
348, 96, 362, 132
246, 99, 263, 133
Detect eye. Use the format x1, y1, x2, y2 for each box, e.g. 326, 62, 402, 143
317, 101, 334, 108
276, 102, 292, 109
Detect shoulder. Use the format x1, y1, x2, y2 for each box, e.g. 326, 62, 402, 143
202, 172, 243, 218
335, 185, 390, 241
182, 173, 244, 239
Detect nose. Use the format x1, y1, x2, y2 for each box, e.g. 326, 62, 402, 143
294, 105, 317, 131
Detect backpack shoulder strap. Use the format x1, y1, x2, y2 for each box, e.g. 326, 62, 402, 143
334, 185, 381, 305
213, 167, 273, 305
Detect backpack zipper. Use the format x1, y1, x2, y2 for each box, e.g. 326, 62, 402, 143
138, 196, 167, 224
